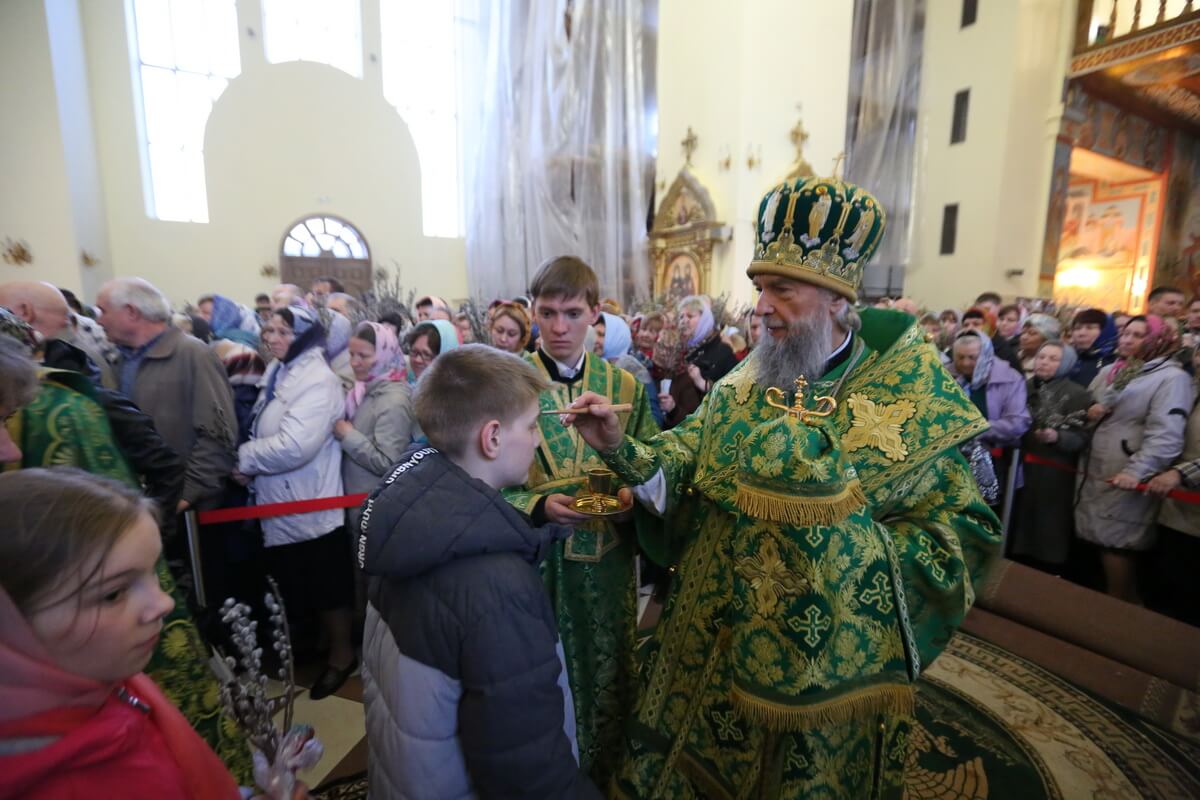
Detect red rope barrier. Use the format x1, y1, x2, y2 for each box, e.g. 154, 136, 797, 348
189, 453, 1200, 526
195, 493, 368, 525
1022, 453, 1200, 504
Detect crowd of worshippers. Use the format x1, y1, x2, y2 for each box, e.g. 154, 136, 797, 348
0, 273, 757, 701
875, 286, 1200, 626
3, 265, 1200, 796
5, 277, 1200, 636
4, 275, 1200, 638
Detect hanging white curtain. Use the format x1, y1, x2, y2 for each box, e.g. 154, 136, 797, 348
845, 0, 924, 298
465, 0, 653, 306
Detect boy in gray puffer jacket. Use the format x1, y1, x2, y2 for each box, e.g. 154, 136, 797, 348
358, 345, 601, 799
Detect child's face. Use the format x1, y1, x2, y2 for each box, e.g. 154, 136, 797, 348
27, 513, 175, 683
494, 401, 542, 488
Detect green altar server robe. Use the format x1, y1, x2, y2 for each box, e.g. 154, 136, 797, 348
600, 309, 1001, 799
504, 350, 660, 785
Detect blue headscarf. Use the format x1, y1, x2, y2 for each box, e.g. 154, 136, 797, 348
324, 309, 352, 360
681, 297, 715, 348
600, 312, 632, 361
209, 294, 260, 347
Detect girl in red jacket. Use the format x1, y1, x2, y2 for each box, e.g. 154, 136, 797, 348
0, 467, 242, 800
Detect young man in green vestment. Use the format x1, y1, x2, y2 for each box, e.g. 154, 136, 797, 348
566, 177, 1002, 798
503, 256, 660, 785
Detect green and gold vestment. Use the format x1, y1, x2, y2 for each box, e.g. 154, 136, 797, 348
504, 351, 660, 785
601, 310, 1001, 798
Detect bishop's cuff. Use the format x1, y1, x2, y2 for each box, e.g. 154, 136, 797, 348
601, 435, 661, 487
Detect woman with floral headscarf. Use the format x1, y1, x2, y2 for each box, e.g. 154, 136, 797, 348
1076, 314, 1194, 603
335, 322, 413, 519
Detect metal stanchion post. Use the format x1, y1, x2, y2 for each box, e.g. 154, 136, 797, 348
184, 509, 207, 608
999, 447, 1021, 551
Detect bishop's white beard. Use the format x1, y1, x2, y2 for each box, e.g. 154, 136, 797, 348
753, 309, 834, 390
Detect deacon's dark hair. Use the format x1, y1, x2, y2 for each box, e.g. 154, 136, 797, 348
528, 256, 599, 308
974, 291, 1002, 306
961, 308, 985, 322
413, 344, 549, 458
1148, 286, 1184, 301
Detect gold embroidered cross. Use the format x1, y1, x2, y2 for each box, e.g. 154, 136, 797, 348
842, 393, 917, 462
734, 538, 808, 616
859, 572, 894, 614
789, 605, 831, 648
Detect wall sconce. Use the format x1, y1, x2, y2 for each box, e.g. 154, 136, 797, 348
260, 263, 279, 278
81, 250, 100, 268
2, 237, 32, 266
718, 146, 732, 172
746, 145, 762, 171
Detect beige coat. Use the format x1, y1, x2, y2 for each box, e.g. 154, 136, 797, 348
122, 326, 237, 508
1158, 393, 1200, 537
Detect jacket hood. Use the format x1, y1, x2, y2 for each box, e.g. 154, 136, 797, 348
358, 446, 570, 579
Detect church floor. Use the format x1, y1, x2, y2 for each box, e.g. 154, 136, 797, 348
284, 608, 1198, 799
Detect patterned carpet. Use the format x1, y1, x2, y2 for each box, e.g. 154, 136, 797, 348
307, 632, 1200, 799
913, 633, 1200, 799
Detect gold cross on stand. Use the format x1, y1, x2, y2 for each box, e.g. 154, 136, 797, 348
681, 126, 698, 167
786, 104, 815, 179
764, 376, 837, 423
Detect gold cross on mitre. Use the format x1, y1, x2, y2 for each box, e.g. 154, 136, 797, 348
681, 126, 698, 167
831, 151, 847, 180
765, 376, 837, 424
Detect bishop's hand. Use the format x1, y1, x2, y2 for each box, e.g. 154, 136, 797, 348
560, 391, 624, 453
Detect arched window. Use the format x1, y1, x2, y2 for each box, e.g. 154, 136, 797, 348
279, 215, 372, 296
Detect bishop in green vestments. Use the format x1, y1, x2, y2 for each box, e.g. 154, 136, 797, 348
503, 256, 660, 785
566, 177, 1001, 798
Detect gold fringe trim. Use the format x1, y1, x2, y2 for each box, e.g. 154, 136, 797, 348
735, 479, 867, 526
730, 682, 914, 732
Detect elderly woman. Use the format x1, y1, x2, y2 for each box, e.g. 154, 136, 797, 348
235, 306, 354, 699
660, 295, 737, 429
1077, 315, 1193, 603
1010, 341, 1092, 569
489, 302, 532, 354
1018, 313, 1062, 378
949, 330, 1032, 503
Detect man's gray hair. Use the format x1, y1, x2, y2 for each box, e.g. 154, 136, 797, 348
329, 292, 368, 325
106, 278, 172, 322
0, 336, 40, 412
817, 287, 862, 333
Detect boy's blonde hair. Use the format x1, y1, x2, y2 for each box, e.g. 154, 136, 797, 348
414, 344, 549, 457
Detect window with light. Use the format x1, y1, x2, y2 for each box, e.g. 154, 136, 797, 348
381, 0, 480, 238
262, 0, 363, 78
129, 0, 241, 223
